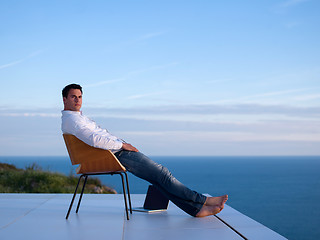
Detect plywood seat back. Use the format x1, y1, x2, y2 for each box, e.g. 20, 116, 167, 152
63, 134, 126, 174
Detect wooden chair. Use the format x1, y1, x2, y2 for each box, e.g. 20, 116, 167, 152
63, 134, 132, 220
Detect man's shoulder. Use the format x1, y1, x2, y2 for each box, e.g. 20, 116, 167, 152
62, 111, 86, 125
61, 111, 86, 133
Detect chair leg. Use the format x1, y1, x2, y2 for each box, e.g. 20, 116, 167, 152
124, 172, 132, 214
120, 173, 130, 220
66, 174, 84, 219
76, 175, 88, 213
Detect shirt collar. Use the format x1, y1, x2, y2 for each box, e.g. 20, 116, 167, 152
61, 110, 82, 115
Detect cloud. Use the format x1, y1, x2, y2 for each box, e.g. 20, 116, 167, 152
104, 31, 168, 54
293, 94, 320, 101
245, 88, 311, 100
284, 21, 301, 29
1, 104, 319, 156
138, 31, 167, 41
212, 88, 313, 104
251, 89, 307, 97
0, 50, 44, 70
280, 0, 309, 8
86, 103, 320, 124
0, 59, 24, 70
83, 78, 125, 88
272, 0, 309, 15
127, 62, 179, 75
0, 112, 60, 118
121, 130, 320, 142
2, 101, 320, 126
3, 101, 319, 123
113, 31, 167, 50
127, 91, 169, 100
204, 78, 232, 84
0, 107, 60, 118
83, 62, 178, 88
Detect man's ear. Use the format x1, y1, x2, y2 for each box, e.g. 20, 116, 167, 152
63, 97, 67, 104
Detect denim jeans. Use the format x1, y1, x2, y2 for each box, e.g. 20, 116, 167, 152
115, 150, 207, 217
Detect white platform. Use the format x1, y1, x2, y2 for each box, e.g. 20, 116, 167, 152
0, 194, 287, 240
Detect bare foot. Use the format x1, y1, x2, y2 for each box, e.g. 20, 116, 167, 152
205, 195, 228, 208
195, 195, 228, 218
196, 205, 222, 217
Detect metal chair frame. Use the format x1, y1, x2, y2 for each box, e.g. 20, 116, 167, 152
66, 171, 132, 220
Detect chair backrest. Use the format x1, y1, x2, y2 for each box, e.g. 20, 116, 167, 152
63, 134, 126, 173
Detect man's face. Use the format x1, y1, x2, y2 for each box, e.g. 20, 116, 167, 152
63, 89, 82, 111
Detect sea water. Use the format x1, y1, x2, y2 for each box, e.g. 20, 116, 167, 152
1, 156, 319, 240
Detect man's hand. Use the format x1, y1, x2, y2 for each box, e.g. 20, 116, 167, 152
122, 143, 139, 152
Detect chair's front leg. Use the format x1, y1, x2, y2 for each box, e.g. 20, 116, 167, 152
120, 173, 130, 220
124, 172, 132, 214
76, 175, 88, 213
66, 174, 85, 219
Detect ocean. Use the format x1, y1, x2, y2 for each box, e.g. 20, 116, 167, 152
0, 155, 319, 240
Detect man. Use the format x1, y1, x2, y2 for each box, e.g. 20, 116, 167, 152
61, 83, 228, 217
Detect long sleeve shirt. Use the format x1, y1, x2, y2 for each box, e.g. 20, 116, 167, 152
61, 110, 123, 153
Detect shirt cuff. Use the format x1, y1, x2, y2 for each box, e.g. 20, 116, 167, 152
114, 140, 123, 150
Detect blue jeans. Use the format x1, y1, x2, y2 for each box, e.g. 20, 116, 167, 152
115, 150, 207, 217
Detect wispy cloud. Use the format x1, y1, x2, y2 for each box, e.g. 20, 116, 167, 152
128, 62, 179, 75
272, 0, 309, 15
137, 31, 167, 41
121, 130, 320, 142
127, 91, 169, 100
0, 59, 24, 70
104, 31, 168, 53
109, 31, 168, 50
0, 112, 59, 118
280, 0, 309, 8
212, 88, 313, 104
204, 78, 232, 84
294, 94, 320, 101
1, 104, 319, 156
276, 1, 306, 28
0, 107, 60, 118
284, 21, 301, 29
2, 101, 319, 123
0, 50, 44, 70
244, 88, 310, 98
83, 78, 125, 88
84, 62, 178, 88
86, 103, 320, 124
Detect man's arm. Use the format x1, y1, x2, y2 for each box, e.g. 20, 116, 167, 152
122, 143, 139, 152
62, 112, 139, 152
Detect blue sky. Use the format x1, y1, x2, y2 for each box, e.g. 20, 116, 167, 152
0, 0, 319, 156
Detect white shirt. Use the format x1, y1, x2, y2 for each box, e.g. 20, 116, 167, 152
61, 110, 123, 152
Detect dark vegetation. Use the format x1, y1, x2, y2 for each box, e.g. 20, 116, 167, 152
0, 162, 116, 194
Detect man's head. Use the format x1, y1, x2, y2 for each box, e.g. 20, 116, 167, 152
62, 84, 83, 111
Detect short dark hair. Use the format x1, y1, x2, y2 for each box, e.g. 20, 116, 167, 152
62, 84, 83, 98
